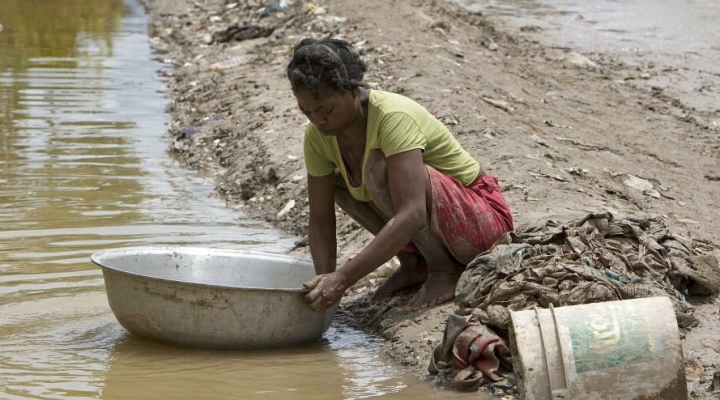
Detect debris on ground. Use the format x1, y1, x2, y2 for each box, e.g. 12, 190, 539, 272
427, 212, 720, 390
455, 212, 720, 332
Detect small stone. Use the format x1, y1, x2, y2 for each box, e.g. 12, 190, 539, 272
564, 52, 598, 69
488, 43, 499, 51
643, 189, 661, 199
277, 200, 296, 218
623, 175, 654, 191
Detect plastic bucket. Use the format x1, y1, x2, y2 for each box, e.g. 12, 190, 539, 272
509, 297, 687, 400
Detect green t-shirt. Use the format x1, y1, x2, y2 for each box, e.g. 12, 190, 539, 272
303, 90, 481, 202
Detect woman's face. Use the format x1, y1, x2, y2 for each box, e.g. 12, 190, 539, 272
294, 88, 359, 136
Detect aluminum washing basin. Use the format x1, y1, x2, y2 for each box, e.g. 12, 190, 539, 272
91, 247, 335, 349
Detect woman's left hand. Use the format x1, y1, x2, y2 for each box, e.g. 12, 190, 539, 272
302, 271, 346, 313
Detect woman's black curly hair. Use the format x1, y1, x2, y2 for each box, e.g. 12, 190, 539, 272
286, 38, 367, 98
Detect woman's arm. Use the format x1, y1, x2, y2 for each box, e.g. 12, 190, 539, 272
303, 149, 428, 312
337, 149, 427, 286
307, 173, 337, 275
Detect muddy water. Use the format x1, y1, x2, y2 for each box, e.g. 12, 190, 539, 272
455, 0, 720, 115
0, 1, 473, 399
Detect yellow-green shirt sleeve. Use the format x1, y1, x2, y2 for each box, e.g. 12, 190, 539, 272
377, 112, 427, 157
303, 125, 336, 177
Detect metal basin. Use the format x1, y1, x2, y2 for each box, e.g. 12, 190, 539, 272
91, 247, 335, 349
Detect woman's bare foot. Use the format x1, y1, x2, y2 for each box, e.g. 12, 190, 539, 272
371, 252, 428, 301
403, 269, 464, 311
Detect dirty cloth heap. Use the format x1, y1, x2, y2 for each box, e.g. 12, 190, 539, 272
429, 212, 720, 391
456, 212, 720, 330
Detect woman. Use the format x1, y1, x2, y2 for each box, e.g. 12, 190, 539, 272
287, 38, 513, 313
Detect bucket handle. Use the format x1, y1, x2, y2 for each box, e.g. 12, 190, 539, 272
534, 304, 571, 399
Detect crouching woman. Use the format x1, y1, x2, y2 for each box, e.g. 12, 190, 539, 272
287, 38, 513, 312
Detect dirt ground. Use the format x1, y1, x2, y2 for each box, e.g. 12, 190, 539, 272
140, 0, 719, 397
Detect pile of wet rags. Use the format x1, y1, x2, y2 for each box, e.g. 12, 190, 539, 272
429, 212, 720, 391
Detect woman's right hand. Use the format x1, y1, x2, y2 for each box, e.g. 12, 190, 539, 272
302, 272, 347, 313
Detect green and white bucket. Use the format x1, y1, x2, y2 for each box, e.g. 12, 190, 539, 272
509, 297, 687, 400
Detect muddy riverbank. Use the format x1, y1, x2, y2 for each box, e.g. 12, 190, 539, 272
140, 0, 720, 397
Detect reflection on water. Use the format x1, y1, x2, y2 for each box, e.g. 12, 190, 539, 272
97, 325, 470, 400
100, 326, 402, 400
0, 0, 458, 399
0, 0, 124, 64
